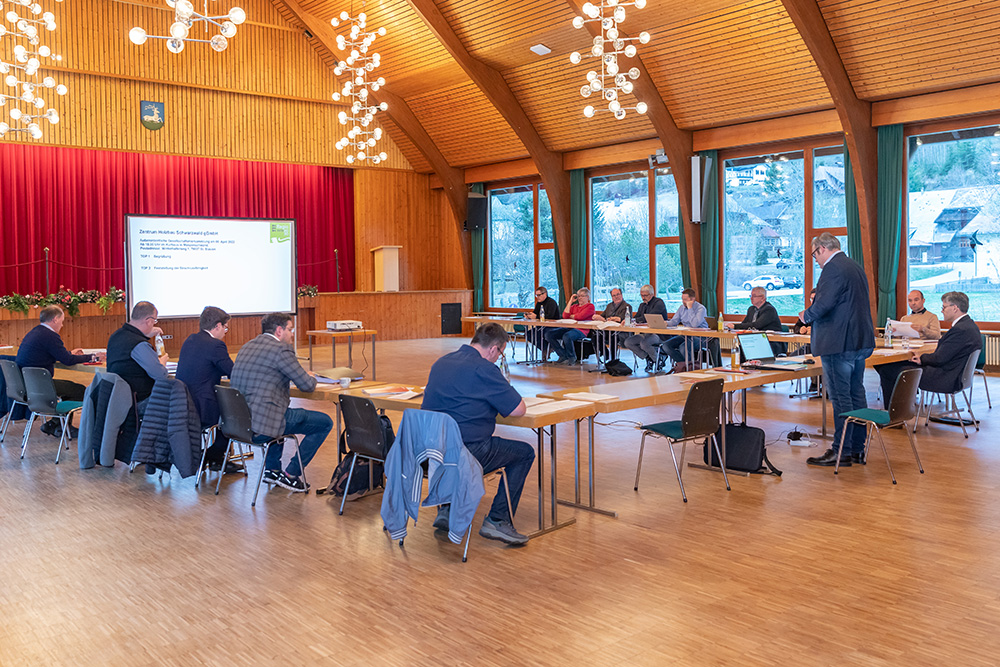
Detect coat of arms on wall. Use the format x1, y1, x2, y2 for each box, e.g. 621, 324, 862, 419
141, 101, 164, 131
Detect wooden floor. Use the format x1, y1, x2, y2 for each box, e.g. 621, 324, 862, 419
2, 338, 999, 665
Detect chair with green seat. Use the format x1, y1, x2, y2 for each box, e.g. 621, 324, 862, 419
634, 378, 729, 502
20, 367, 84, 464
834, 367, 924, 484
973, 335, 990, 409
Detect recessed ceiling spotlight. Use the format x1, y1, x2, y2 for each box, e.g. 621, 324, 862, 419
529, 43, 551, 56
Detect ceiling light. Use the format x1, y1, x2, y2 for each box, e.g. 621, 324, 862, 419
529, 43, 551, 56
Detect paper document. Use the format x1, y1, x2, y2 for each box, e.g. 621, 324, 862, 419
525, 399, 591, 416
314, 375, 342, 384
593, 321, 621, 328
522, 396, 553, 407
562, 392, 619, 402
364, 385, 416, 396
556, 318, 579, 324
81, 348, 106, 355
886, 319, 920, 338
165, 362, 178, 372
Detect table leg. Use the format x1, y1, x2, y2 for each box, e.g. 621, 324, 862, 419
573, 420, 581, 504
348, 334, 354, 367
556, 415, 618, 517
688, 390, 750, 477
527, 424, 576, 538
550, 424, 558, 527
371, 333, 377, 380
332, 338, 337, 368
308, 336, 314, 371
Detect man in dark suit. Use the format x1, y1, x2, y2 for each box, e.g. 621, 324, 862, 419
176, 306, 238, 473
876, 291, 981, 406
231, 313, 332, 492
16, 305, 102, 437
623, 284, 668, 372
800, 233, 876, 467
726, 287, 782, 332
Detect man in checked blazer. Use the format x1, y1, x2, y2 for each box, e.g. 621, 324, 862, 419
231, 312, 333, 492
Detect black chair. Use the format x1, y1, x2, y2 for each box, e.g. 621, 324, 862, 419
0, 359, 28, 444
834, 368, 924, 483
634, 378, 729, 502
20, 367, 83, 464
215, 385, 305, 507
916, 350, 980, 438
573, 336, 597, 364
336, 394, 390, 515
194, 424, 250, 493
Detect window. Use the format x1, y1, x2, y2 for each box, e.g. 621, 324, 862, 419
906, 124, 1000, 321
723, 151, 805, 315
487, 182, 557, 308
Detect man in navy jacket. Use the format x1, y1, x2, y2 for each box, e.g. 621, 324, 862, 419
876, 292, 981, 406
176, 306, 237, 472
799, 234, 875, 467
17, 305, 100, 437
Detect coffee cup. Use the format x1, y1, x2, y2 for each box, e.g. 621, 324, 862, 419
339, 377, 351, 389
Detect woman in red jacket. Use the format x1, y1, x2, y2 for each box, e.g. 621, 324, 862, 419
544, 288, 595, 365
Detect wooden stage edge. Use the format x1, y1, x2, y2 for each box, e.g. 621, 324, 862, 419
0, 289, 473, 355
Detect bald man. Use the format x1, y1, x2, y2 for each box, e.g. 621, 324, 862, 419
901, 290, 941, 340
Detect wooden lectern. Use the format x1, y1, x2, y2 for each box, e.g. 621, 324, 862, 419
371, 245, 402, 292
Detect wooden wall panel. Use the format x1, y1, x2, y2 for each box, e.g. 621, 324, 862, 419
819, 0, 1000, 101
313, 290, 473, 341
353, 169, 471, 293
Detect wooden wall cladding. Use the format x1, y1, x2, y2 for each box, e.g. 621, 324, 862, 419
313, 290, 473, 341
819, 0, 1000, 101
614, 0, 832, 129
353, 169, 471, 292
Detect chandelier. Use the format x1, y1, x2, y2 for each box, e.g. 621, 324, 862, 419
128, 1, 246, 54
0, 0, 66, 139
330, 7, 388, 165
569, 0, 650, 120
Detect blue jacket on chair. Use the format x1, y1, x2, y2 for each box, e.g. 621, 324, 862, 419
381, 409, 485, 545
803, 251, 875, 356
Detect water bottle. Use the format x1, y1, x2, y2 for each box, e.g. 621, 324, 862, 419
539, 308, 545, 322
154, 333, 166, 357
885, 323, 893, 349
627, 305, 634, 326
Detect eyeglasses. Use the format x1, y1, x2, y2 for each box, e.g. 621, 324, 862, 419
811, 247, 821, 259
148, 317, 158, 324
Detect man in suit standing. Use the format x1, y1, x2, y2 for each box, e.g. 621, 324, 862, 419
176, 306, 238, 473
800, 233, 875, 467
876, 292, 981, 406
231, 312, 332, 492
16, 305, 102, 437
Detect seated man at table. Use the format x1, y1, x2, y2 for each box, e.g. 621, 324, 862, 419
524, 285, 561, 359
176, 306, 239, 473
592, 287, 631, 359
726, 287, 781, 332
622, 284, 667, 372
901, 289, 941, 340
544, 288, 596, 365
107, 301, 168, 410
659, 288, 709, 373
231, 312, 333, 492
423, 323, 532, 545
876, 291, 981, 408
16, 305, 99, 437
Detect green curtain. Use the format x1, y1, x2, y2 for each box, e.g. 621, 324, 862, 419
699, 150, 719, 317
678, 212, 692, 289
843, 139, 864, 268
471, 182, 485, 313
570, 169, 587, 294
876, 125, 904, 326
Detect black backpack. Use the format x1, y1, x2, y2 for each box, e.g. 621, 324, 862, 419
605, 359, 633, 376
704, 423, 781, 475
323, 414, 395, 498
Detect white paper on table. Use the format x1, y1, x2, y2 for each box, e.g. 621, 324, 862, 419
392, 390, 423, 400
556, 318, 579, 324
674, 371, 716, 379
562, 392, 619, 402
525, 399, 591, 416
522, 396, 553, 407
314, 375, 342, 384
165, 362, 178, 372
886, 319, 920, 338
593, 321, 621, 328
81, 348, 106, 355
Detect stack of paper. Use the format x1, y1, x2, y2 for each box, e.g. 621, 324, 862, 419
522, 396, 553, 407
562, 392, 619, 402
525, 399, 591, 416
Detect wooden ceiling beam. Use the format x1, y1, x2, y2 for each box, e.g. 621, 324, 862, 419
275, 0, 472, 285
780, 0, 879, 318
563, 0, 700, 290
404, 0, 573, 297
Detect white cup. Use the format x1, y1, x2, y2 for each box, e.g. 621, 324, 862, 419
339, 377, 351, 389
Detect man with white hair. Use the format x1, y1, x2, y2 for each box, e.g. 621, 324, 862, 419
725, 286, 782, 333
622, 284, 667, 372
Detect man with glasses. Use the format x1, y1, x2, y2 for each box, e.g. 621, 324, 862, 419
622, 284, 667, 372
799, 233, 876, 468
592, 287, 631, 360
524, 285, 560, 359
176, 306, 238, 473
107, 300, 169, 408
875, 291, 981, 409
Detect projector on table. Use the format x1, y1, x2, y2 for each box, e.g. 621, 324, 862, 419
326, 320, 363, 331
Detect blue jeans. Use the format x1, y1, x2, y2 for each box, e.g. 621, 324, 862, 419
822, 348, 873, 456
545, 328, 585, 362
465, 435, 535, 523
256, 407, 333, 477
661, 335, 703, 364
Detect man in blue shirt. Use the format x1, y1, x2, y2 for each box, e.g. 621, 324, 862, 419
660, 288, 709, 373
422, 323, 533, 545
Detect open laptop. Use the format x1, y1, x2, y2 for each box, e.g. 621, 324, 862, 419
644, 313, 670, 330
737, 332, 807, 370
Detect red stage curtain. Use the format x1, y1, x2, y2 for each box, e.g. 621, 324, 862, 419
0, 144, 354, 295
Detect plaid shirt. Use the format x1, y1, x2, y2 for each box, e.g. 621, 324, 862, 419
231, 334, 317, 437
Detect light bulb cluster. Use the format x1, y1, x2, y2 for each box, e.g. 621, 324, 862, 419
330, 8, 388, 165
0, 0, 66, 139
569, 0, 650, 120
128, 0, 246, 54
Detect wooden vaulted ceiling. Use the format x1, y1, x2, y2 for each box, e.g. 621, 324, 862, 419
271, 0, 1000, 174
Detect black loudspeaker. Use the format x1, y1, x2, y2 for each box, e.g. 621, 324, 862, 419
466, 193, 488, 231
441, 303, 463, 335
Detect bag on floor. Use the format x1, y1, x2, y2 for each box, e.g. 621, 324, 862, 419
327, 414, 395, 498
704, 423, 781, 476
605, 359, 633, 376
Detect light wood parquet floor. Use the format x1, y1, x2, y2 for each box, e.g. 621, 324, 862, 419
2, 337, 999, 666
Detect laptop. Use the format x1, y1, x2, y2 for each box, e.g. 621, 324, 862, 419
737, 333, 807, 371
644, 313, 671, 330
